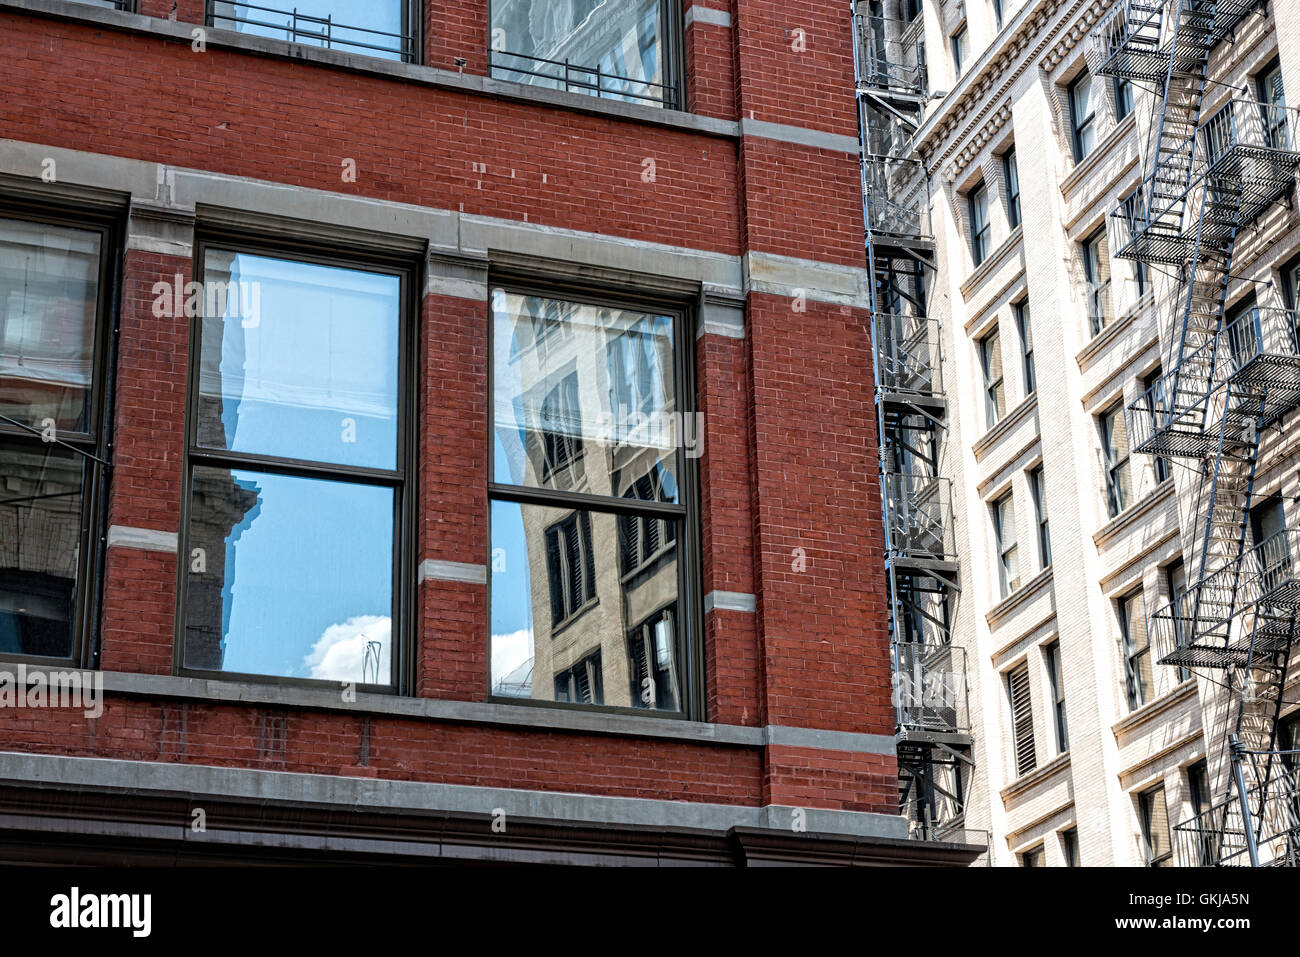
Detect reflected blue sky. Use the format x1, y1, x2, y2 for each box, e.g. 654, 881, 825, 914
219, 0, 407, 58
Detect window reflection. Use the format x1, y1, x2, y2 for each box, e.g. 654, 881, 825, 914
0, 440, 83, 659
490, 0, 670, 108
198, 250, 400, 470
0, 218, 100, 434
209, 1, 412, 62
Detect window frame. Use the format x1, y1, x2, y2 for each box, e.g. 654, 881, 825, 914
1007, 660, 1037, 778
1045, 639, 1067, 753
1166, 559, 1191, 684
979, 326, 1004, 428
1142, 369, 1170, 485
992, 491, 1019, 599
1119, 590, 1153, 711
951, 24, 968, 79
1100, 404, 1130, 517
1003, 148, 1021, 229
1068, 72, 1097, 162
174, 231, 418, 693
1114, 76, 1134, 121
205, 0, 423, 64
1062, 827, 1080, 866
1139, 783, 1173, 866
1029, 464, 1050, 569
1014, 299, 1034, 395
0, 199, 121, 670
968, 182, 991, 267
1082, 227, 1112, 337
486, 0, 686, 111
485, 274, 703, 721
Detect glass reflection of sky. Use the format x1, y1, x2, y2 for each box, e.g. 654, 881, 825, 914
217, 0, 407, 59
196, 252, 399, 686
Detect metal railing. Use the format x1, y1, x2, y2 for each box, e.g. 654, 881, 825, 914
883, 472, 956, 564
1239, 526, 1300, 610
875, 313, 943, 399
853, 14, 926, 98
894, 642, 970, 735
490, 50, 675, 109
1201, 98, 1300, 168
1173, 766, 1300, 866
1086, 0, 1168, 81
207, 1, 416, 61
864, 180, 932, 241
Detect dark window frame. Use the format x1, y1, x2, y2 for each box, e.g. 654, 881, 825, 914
1143, 369, 1170, 484
1015, 299, 1034, 395
1166, 559, 1191, 683
1120, 590, 1153, 711
1114, 76, 1134, 121
1100, 404, 1130, 517
969, 182, 991, 266
993, 491, 1019, 599
979, 326, 1004, 428
1069, 72, 1097, 162
1082, 226, 1112, 337
1139, 783, 1173, 866
1062, 827, 1080, 866
486, 274, 703, 721
0, 198, 121, 670
1029, 464, 1051, 569
1045, 639, 1068, 753
175, 231, 418, 693
487, 0, 686, 111
1003, 148, 1021, 229
951, 24, 968, 78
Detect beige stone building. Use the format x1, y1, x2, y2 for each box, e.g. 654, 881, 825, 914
858, 0, 1300, 865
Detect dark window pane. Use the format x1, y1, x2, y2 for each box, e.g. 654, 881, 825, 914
491, 499, 682, 711
196, 251, 401, 470
183, 466, 395, 685
493, 290, 680, 500
0, 218, 101, 434
490, 0, 668, 107
209, 1, 411, 61
0, 440, 83, 658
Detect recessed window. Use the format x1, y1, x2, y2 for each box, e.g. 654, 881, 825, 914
1256, 59, 1288, 150
1069, 72, 1097, 161
1020, 844, 1045, 866
1029, 465, 1050, 569
1114, 77, 1134, 121
979, 327, 1004, 428
993, 492, 1020, 598
1082, 227, 1112, 337
1120, 590, 1153, 710
489, 288, 693, 714
951, 25, 968, 79
1100, 404, 1130, 518
1139, 783, 1173, 866
207, 1, 418, 62
1007, 661, 1036, 777
1142, 369, 1169, 484
490, 0, 678, 108
1045, 640, 1067, 753
992, 0, 1004, 29
1186, 759, 1213, 865
1015, 299, 1034, 395
1166, 559, 1190, 683
1003, 148, 1021, 229
1062, 827, 1080, 866
0, 214, 112, 665
969, 182, 991, 266
181, 247, 408, 687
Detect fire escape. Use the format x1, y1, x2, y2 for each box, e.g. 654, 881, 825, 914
1089, 0, 1300, 865
853, 1, 975, 844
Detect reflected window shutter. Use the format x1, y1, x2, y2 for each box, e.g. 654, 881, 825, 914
546, 528, 564, 624
566, 517, 582, 611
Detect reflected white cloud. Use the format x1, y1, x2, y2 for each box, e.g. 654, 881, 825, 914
305, 614, 391, 683
492, 628, 534, 696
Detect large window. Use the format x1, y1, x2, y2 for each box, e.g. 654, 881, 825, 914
951, 25, 969, 79
993, 492, 1020, 599
1100, 404, 1130, 517
1007, 661, 1036, 777
207, 1, 418, 62
1003, 149, 1021, 229
1257, 59, 1288, 150
1015, 299, 1034, 395
1139, 784, 1173, 866
1030, 464, 1051, 569
969, 182, 991, 267
490, 287, 694, 714
1069, 72, 1097, 161
0, 213, 113, 665
490, 0, 679, 108
1045, 640, 1068, 753
1120, 590, 1153, 710
180, 245, 409, 688
979, 327, 1004, 428
1082, 228, 1111, 337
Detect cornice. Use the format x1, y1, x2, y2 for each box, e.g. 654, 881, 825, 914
917, 0, 1114, 183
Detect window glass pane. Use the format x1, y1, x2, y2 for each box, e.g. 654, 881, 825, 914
0, 218, 100, 434
491, 0, 667, 107
0, 439, 83, 659
208, 1, 409, 61
196, 251, 401, 470
491, 499, 681, 711
492, 289, 679, 501
183, 466, 395, 685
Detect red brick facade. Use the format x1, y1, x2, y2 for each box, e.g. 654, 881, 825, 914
0, 0, 927, 863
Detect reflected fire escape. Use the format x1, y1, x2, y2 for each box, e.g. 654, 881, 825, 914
1090, 0, 1300, 865
853, 2, 979, 848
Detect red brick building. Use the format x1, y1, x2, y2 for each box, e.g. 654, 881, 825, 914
0, 0, 974, 865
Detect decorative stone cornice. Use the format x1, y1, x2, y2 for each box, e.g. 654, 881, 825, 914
916, 0, 1116, 183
